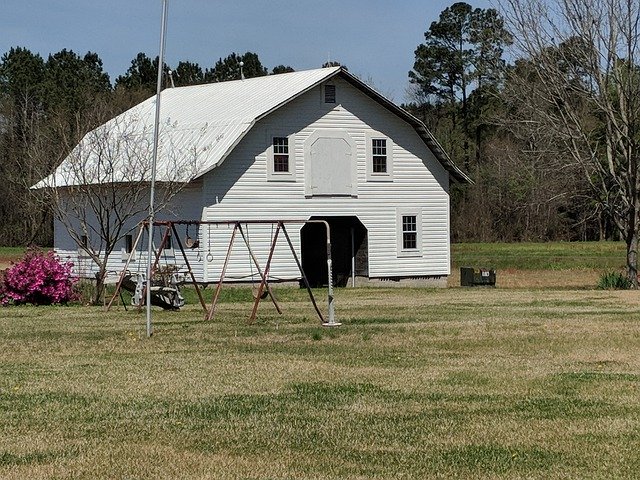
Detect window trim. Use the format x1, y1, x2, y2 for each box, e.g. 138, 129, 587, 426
267, 133, 296, 182
366, 132, 394, 182
396, 208, 423, 257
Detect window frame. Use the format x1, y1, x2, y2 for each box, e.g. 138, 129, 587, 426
396, 208, 423, 257
366, 132, 394, 182
267, 133, 296, 182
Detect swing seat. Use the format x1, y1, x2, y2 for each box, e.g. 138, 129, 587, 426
122, 273, 186, 310
148, 285, 185, 310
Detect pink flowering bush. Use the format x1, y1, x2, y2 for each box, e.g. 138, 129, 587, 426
0, 249, 78, 306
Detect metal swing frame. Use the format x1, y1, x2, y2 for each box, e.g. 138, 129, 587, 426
107, 219, 339, 327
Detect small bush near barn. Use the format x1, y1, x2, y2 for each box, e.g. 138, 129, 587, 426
0, 249, 78, 306
597, 271, 631, 290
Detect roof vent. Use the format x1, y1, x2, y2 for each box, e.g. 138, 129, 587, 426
324, 84, 336, 103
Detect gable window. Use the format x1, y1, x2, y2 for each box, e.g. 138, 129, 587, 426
396, 209, 422, 257
324, 84, 336, 103
366, 132, 393, 181
267, 134, 295, 181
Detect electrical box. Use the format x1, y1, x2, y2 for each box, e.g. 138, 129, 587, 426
460, 267, 496, 287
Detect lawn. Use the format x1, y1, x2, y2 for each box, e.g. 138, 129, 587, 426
1, 284, 640, 479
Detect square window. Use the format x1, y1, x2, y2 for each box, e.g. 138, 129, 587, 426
273, 155, 289, 172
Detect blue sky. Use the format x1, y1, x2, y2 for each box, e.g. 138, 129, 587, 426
2, 0, 492, 103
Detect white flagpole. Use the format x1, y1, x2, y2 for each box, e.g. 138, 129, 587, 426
146, 0, 169, 337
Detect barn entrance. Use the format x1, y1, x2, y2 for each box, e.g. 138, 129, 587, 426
301, 216, 368, 287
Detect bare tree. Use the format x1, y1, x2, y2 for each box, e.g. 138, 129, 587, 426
500, 0, 640, 285
33, 98, 202, 303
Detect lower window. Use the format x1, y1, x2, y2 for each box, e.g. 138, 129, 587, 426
396, 209, 422, 257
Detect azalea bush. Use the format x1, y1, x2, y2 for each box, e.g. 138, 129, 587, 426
0, 249, 78, 306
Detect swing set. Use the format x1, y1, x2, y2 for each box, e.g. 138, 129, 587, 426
106, 219, 339, 326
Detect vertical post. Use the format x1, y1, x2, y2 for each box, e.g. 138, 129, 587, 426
322, 221, 339, 327
145, 0, 169, 338
351, 226, 356, 288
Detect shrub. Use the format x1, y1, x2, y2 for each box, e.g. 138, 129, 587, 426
0, 249, 78, 306
597, 271, 631, 290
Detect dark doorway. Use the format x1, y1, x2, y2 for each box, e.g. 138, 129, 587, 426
301, 216, 368, 287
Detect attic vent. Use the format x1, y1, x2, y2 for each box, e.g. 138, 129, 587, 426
324, 84, 336, 103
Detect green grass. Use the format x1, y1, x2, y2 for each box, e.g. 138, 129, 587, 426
1, 287, 640, 478
452, 241, 626, 270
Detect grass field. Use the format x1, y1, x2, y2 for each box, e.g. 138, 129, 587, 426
1, 242, 638, 478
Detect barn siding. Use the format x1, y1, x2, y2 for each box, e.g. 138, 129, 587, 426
54, 184, 206, 282
53, 77, 452, 285
201, 77, 451, 281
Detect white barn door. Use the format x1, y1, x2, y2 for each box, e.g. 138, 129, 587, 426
305, 130, 357, 197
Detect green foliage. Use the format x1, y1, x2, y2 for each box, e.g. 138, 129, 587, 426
115, 52, 164, 94
205, 52, 267, 82
271, 65, 295, 75
409, 2, 511, 104
597, 271, 631, 290
42, 49, 111, 116
173, 60, 205, 86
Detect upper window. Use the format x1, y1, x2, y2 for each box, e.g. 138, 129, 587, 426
396, 209, 422, 257
372, 139, 387, 173
366, 133, 393, 181
272, 137, 289, 172
324, 84, 336, 103
267, 134, 295, 182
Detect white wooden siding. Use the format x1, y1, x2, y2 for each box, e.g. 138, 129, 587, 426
202, 77, 450, 281
54, 184, 207, 282
53, 77, 452, 284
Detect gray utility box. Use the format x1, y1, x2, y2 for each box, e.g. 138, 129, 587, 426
460, 267, 496, 287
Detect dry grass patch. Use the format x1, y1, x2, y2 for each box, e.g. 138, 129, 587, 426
1, 287, 640, 478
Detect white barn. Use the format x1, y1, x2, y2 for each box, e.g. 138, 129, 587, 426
37, 66, 470, 287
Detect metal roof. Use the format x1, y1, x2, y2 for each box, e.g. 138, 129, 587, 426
34, 66, 470, 188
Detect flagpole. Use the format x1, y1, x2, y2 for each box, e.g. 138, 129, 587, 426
146, 0, 169, 337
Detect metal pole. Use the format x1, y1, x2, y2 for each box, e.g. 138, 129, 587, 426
351, 226, 356, 288
322, 221, 339, 327
145, 0, 169, 338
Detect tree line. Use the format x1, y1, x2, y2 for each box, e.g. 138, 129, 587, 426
0, 50, 291, 247
2, 0, 639, 284
406, 0, 640, 284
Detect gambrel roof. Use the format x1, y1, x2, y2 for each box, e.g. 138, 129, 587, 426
34, 66, 470, 188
